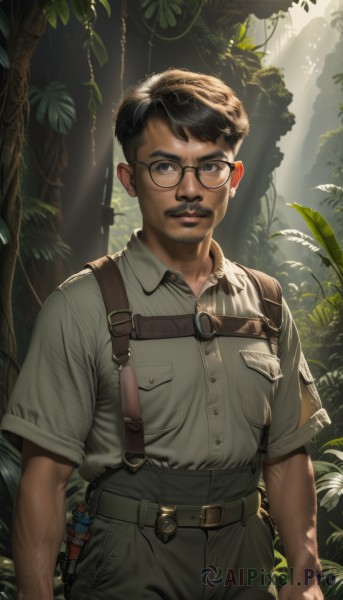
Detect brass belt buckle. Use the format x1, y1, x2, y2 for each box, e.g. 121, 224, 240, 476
199, 503, 225, 528
156, 505, 177, 543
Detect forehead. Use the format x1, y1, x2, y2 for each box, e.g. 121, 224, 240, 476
134, 117, 233, 160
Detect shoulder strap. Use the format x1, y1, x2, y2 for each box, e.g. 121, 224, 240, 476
86, 255, 133, 366
236, 264, 283, 356
237, 265, 282, 328
86, 256, 146, 472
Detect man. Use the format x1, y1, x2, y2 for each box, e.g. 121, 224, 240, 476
1, 69, 330, 599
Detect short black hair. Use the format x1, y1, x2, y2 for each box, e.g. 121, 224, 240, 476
114, 68, 249, 159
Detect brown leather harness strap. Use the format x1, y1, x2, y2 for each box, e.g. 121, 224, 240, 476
236, 264, 282, 357
86, 256, 146, 471
87, 256, 132, 365
86, 255, 283, 471
132, 313, 268, 342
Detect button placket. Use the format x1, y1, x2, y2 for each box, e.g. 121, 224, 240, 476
200, 337, 225, 463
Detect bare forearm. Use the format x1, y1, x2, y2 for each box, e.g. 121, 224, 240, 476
13, 442, 74, 600
13, 476, 67, 599
263, 450, 321, 583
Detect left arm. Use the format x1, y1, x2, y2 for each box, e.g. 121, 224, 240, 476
263, 447, 324, 600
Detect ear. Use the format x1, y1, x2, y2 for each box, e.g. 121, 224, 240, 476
229, 161, 244, 198
117, 162, 137, 197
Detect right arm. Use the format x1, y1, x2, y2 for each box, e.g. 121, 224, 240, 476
13, 440, 74, 600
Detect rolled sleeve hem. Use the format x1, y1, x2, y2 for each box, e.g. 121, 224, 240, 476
1, 414, 84, 466
266, 408, 331, 458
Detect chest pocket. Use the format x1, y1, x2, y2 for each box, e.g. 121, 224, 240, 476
239, 350, 283, 428
135, 362, 178, 435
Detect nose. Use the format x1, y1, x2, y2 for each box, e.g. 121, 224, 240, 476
176, 166, 203, 202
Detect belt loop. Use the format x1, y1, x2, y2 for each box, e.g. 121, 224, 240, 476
88, 487, 102, 518
241, 496, 248, 527
138, 499, 150, 529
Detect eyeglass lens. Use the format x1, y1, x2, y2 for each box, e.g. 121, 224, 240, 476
149, 160, 232, 188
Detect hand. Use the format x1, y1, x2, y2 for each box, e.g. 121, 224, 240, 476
279, 583, 324, 600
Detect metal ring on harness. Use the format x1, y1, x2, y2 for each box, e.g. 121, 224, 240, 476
194, 311, 216, 340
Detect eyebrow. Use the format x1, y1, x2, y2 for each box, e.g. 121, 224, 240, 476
148, 149, 229, 162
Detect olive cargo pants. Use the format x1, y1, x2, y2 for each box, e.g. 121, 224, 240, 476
69, 465, 277, 599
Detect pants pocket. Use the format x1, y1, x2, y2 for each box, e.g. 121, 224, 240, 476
70, 515, 133, 599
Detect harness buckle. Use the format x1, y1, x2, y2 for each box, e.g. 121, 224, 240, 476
194, 311, 216, 340
260, 315, 280, 336
199, 503, 225, 528
108, 309, 133, 336
122, 451, 146, 472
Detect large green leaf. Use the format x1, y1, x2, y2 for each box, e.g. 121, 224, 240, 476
322, 438, 343, 450
141, 0, 183, 29
44, 0, 70, 28
289, 203, 343, 273
29, 82, 76, 134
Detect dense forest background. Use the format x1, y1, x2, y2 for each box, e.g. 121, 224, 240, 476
0, 0, 342, 597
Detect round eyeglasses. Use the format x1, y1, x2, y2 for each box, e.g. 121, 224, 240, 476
129, 159, 236, 189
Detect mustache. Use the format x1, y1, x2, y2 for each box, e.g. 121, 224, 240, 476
165, 202, 213, 217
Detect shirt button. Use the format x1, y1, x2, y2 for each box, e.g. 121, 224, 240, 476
205, 348, 211, 355
215, 437, 221, 445
213, 408, 219, 416
149, 377, 155, 384
169, 273, 177, 281
210, 376, 216, 383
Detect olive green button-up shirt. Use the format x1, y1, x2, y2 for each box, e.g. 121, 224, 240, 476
1, 232, 330, 481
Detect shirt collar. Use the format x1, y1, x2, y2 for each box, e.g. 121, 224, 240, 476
120, 230, 245, 293
210, 238, 245, 291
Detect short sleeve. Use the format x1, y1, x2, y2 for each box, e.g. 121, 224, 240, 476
266, 299, 330, 458
1, 286, 98, 465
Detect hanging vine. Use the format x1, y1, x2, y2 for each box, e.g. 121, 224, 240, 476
120, 0, 127, 97
44, 0, 111, 165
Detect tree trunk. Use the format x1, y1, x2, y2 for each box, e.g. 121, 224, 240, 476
0, 1, 47, 413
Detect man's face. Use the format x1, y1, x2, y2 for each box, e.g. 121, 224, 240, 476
117, 118, 243, 251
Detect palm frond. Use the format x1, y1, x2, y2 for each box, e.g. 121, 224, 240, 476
21, 196, 59, 225
271, 229, 320, 253
313, 460, 340, 477
20, 229, 72, 262
326, 523, 343, 549
320, 559, 343, 598
316, 472, 343, 511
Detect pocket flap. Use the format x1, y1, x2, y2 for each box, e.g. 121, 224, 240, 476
135, 363, 173, 390
240, 351, 282, 382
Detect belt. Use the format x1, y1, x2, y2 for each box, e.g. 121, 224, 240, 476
91, 488, 261, 529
